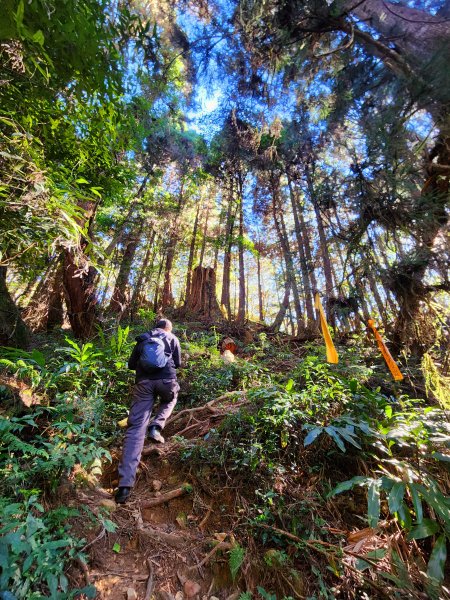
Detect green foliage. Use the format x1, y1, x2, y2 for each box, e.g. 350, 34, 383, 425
0, 493, 95, 599
422, 352, 450, 409
0, 401, 111, 494
0, 329, 134, 595
0, 347, 46, 388
136, 307, 157, 326
181, 332, 269, 404
229, 544, 245, 581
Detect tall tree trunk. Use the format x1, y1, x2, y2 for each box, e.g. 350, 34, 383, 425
298, 203, 318, 292
306, 168, 334, 318
271, 174, 302, 334
46, 264, 64, 329
153, 248, 166, 314
62, 248, 98, 339
367, 270, 389, 329
0, 266, 30, 348
213, 205, 225, 273
287, 175, 315, 328
198, 201, 211, 268
271, 277, 291, 333
103, 176, 149, 259
184, 202, 201, 304
185, 266, 222, 319
257, 249, 264, 322
162, 181, 185, 309
237, 173, 246, 324
130, 230, 156, 318
23, 258, 64, 331
109, 223, 144, 317
221, 179, 235, 320
62, 199, 99, 339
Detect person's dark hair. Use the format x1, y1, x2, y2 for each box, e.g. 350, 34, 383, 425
155, 318, 172, 331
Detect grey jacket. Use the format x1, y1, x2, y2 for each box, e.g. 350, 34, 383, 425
128, 328, 181, 382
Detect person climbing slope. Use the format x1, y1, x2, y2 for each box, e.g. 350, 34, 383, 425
115, 318, 181, 504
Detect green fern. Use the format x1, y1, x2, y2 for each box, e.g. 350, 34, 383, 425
229, 544, 245, 581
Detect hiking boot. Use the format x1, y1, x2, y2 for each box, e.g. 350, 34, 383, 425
115, 486, 131, 504
148, 426, 165, 444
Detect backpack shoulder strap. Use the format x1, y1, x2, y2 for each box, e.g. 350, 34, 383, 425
154, 331, 172, 356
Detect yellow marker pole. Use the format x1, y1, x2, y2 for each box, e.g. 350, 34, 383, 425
314, 293, 338, 364
367, 319, 403, 381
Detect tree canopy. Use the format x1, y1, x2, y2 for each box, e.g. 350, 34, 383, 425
0, 0, 449, 597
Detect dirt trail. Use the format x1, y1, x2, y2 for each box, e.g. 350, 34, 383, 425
78, 393, 245, 600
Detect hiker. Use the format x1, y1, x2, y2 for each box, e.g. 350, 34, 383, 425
115, 318, 181, 504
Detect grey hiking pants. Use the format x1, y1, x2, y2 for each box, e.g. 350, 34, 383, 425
118, 378, 179, 487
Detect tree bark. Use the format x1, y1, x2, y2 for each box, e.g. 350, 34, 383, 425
271, 174, 302, 334
256, 249, 264, 322
270, 277, 291, 333
130, 231, 156, 319
287, 175, 316, 328
162, 181, 185, 310
306, 168, 334, 318
184, 202, 201, 304
185, 266, 222, 319
109, 223, 144, 318
298, 204, 318, 293
198, 200, 211, 268
103, 176, 149, 259
23, 258, 64, 331
61, 196, 100, 339
0, 266, 30, 348
153, 247, 166, 314
62, 249, 98, 340
221, 179, 235, 320
236, 173, 246, 324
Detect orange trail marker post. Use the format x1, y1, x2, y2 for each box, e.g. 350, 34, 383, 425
314, 293, 338, 364
367, 319, 403, 381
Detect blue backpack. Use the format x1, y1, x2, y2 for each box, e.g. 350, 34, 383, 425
139, 334, 171, 372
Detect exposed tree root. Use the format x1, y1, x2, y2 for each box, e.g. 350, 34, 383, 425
166, 391, 245, 427
186, 540, 234, 573
135, 509, 187, 548
140, 484, 190, 508
144, 558, 155, 600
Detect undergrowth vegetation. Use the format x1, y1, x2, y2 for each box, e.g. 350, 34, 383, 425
1, 324, 450, 598
0, 326, 133, 598
179, 331, 450, 599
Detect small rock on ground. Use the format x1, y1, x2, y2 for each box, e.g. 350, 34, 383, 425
184, 580, 201, 598
99, 499, 116, 511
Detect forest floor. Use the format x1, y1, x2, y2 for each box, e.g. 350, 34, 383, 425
79, 394, 247, 600
2, 319, 449, 600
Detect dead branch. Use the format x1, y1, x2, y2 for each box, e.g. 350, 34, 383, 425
141, 484, 191, 508
199, 506, 213, 531
81, 526, 106, 552
75, 556, 90, 586
144, 558, 155, 600
166, 391, 245, 427
141, 445, 164, 457
138, 525, 187, 548
186, 540, 234, 573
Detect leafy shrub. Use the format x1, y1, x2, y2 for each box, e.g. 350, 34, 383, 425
0, 493, 96, 599
0, 401, 110, 494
